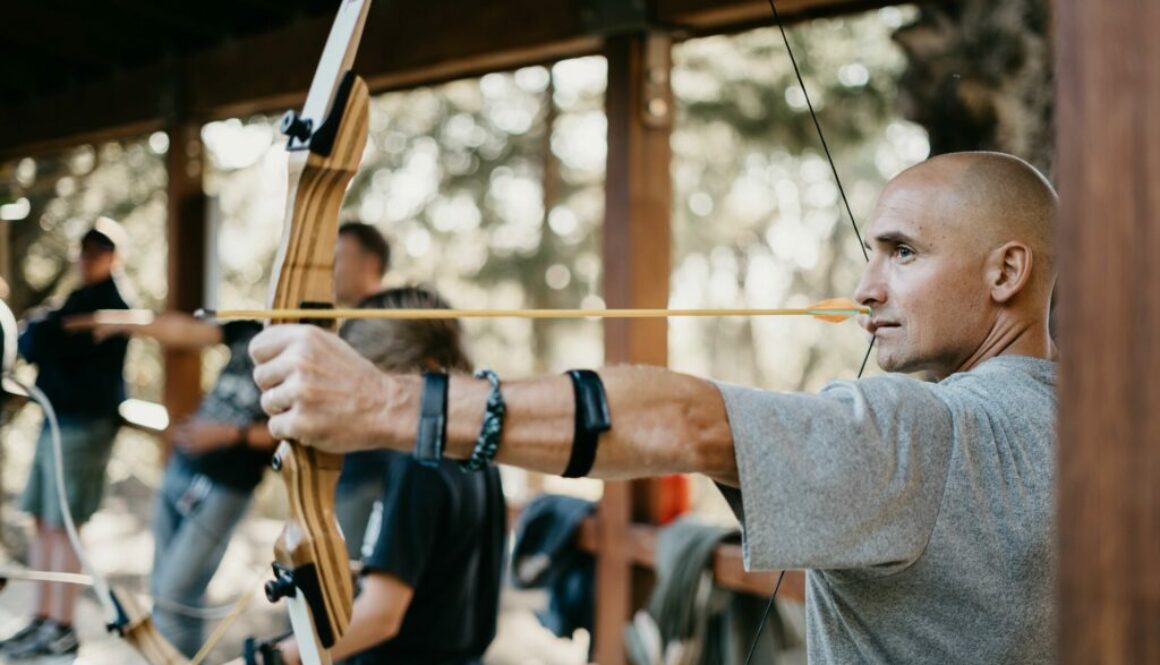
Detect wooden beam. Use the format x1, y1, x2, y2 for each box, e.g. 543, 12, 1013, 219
0, 63, 168, 160
657, 0, 904, 34
163, 121, 207, 429
596, 30, 674, 665
1056, 0, 1160, 662
602, 34, 672, 370
187, 0, 603, 121
0, 0, 908, 160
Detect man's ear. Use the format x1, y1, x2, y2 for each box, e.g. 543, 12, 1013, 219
986, 241, 1033, 304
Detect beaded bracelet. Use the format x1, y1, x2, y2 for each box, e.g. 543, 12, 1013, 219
460, 369, 505, 472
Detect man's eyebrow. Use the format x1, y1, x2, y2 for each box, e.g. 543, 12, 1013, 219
865, 231, 918, 250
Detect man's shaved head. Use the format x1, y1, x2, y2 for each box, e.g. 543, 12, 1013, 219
855, 151, 1058, 378
904, 151, 1057, 289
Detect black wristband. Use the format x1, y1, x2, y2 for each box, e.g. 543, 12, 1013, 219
414, 371, 449, 468
561, 369, 611, 478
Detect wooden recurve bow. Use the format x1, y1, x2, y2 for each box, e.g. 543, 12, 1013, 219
259, 2, 372, 664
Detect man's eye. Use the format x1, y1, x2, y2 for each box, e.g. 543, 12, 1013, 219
895, 245, 915, 259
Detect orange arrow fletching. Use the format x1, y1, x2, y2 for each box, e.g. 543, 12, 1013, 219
807, 298, 869, 324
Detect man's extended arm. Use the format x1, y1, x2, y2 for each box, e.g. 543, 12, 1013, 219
249, 325, 741, 485
63, 311, 223, 348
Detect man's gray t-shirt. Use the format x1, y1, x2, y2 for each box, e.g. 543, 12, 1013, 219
715, 355, 1056, 664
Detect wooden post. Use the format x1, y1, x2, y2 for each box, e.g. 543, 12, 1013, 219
163, 122, 206, 428
596, 30, 673, 665
1056, 1, 1160, 662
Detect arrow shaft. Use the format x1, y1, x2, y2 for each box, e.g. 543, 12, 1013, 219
201, 305, 869, 321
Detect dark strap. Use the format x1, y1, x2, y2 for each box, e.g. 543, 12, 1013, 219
243, 636, 286, 665
414, 371, 449, 467
561, 369, 612, 478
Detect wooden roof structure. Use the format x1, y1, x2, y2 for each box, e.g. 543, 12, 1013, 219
0, 1, 1157, 663
0, 0, 892, 159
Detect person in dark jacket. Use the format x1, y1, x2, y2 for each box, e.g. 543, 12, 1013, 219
2, 220, 131, 659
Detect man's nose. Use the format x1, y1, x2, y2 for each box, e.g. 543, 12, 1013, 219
854, 262, 886, 308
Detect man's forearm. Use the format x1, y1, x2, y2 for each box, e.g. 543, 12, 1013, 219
251, 326, 742, 485
384, 366, 740, 483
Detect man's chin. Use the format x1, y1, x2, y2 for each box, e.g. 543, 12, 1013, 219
876, 346, 920, 375
877, 350, 948, 381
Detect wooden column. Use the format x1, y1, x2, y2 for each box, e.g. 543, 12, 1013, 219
1056, 1, 1160, 662
163, 122, 206, 426
596, 31, 673, 665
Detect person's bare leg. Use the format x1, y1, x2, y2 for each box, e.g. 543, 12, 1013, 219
31, 520, 51, 618
46, 526, 81, 626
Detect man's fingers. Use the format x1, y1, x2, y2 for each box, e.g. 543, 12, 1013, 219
251, 351, 299, 392
259, 379, 299, 418
249, 324, 313, 364
267, 408, 309, 445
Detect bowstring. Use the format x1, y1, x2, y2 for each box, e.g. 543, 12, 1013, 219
742, 2, 876, 663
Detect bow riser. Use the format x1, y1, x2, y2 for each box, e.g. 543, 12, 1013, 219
266, 73, 369, 659
271, 75, 371, 313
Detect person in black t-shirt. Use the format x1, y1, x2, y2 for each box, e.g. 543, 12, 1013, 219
3, 221, 131, 659
332, 221, 395, 560
66, 311, 277, 656
264, 287, 507, 665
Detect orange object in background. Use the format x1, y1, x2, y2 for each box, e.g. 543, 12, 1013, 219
656, 474, 690, 525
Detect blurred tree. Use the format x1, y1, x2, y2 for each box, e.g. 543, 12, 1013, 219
671, 7, 929, 392
893, 0, 1053, 173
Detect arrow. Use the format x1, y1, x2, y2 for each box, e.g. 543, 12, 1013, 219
196, 298, 869, 324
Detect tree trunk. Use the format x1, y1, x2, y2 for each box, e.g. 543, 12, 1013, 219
893, 0, 1054, 174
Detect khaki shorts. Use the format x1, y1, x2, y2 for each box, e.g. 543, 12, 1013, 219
20, 417, 119, 526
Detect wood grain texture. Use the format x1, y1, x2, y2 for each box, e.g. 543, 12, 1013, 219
115, 588, 190, 665
268, 74, 369, 651
597, 32, 674, 665
163, 121, 207, 434
1056, 0, 1160, 662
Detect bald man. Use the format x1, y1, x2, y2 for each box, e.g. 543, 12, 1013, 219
249, 152, 1058, 664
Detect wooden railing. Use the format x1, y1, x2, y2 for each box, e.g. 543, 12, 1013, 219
575, 515, 806, 602
507, 502, 806, 603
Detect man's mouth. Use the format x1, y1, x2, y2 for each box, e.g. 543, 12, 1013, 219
865, 319, 901, 335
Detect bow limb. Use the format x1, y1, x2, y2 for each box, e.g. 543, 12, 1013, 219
0, 570, 186, 664
114, 589, 190, 665
3, 376, 190, 664
261, 3, 372, 662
